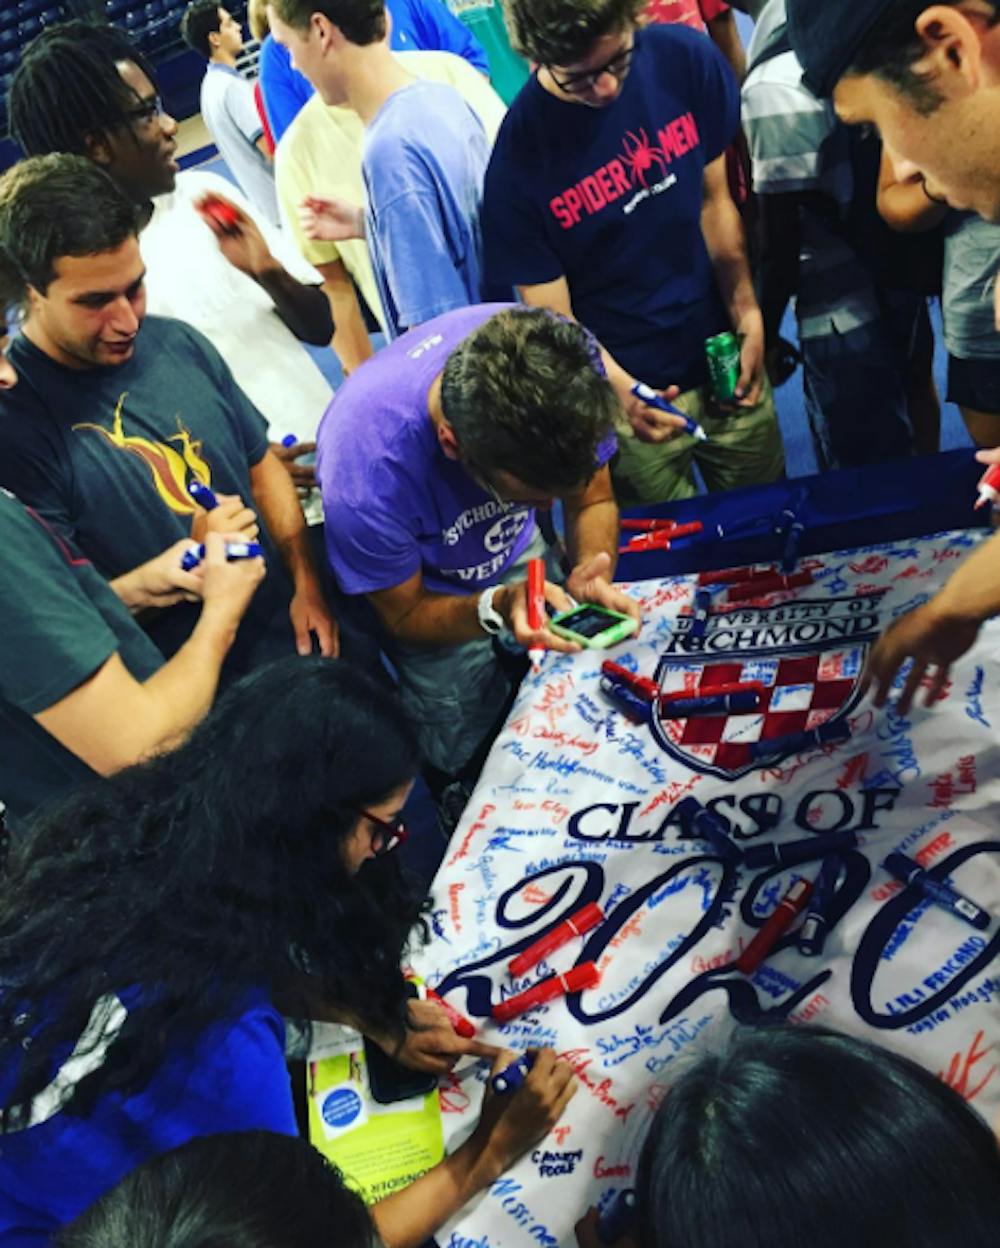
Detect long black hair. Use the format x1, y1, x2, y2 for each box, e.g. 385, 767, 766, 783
57, 1131, 378, 1248
0, 659, 424, 1122
636, 1022, 1000, 1248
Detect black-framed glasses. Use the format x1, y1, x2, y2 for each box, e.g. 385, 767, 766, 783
547, 41, 634, 95
357, 808, 409, 857
126, 94, 167, 127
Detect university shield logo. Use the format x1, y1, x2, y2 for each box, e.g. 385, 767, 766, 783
649, 590, 886, 780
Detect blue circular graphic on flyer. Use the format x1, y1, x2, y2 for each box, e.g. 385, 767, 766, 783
322, 1087, 363, 1129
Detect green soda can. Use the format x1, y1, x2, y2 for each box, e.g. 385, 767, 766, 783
705, 331, 741, 403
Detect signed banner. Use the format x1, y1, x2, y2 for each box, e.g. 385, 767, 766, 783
410, 529, 1000, 1248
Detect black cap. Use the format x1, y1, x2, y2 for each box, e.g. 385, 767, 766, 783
786, 0, 893, 98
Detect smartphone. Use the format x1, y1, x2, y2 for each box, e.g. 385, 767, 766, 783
363, 982, 437, 1105
549, 603, 638, 649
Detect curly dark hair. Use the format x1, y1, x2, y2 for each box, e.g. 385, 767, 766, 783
268, 0, 386, 44
504, 0, 643, 66
440, 307, 620, 493
0, 658, 425, 1124
10, 20, 161, 159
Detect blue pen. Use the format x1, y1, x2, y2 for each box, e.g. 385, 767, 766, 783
600, 675, 650, 724
798, 854, 842, 956
180, 540, 263, 572
281, 433, 298, 448
884, 851, 991, 931
598, 1190, 637, 1246
744, 828, 857, 871
660, 690, 761, 718
188, 480, 219, 510
631, 382, 708, 442
675, 796, 741, 863
491, 1053, 533, 1094
690, 588, 713, 641
749, 718, 851, 761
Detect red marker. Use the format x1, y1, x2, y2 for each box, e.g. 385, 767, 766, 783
661, 680, 766, 703
735, 878, 813, 975
601, 661, 659, 703
200, 194, 240, 234
975, 464, 1000, 510
492, 962, 600, 1023
726, 570, 814, 601
425, 986, 476, 1038
509, 903, 605, 977
620, 531, 672, 553
698, 565, 779, 586
620, 519, 704, 538
527, 557, 546, 673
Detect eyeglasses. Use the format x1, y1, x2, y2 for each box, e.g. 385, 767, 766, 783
126, 94, 167, 128
357, 808, 409, 857
547, 41, 634, 95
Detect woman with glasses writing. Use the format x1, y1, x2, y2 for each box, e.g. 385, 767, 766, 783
0, 658, 577, 1245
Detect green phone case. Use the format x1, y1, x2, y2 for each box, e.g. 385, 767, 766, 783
549, 604, 639, 649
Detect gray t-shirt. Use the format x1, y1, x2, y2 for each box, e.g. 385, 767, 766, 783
0, 487, 163, 822
943, 212, 1000, 361
200, 63, 280, 227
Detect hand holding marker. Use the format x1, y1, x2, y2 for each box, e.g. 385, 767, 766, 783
180, 540, 263, 572
630, 382, 708, 442
526, 557, 546, 673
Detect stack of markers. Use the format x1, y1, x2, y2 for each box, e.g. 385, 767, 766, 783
676, 796, 993, 972
619, 517, 705, 555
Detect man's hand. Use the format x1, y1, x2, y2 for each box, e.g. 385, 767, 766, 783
195, 193, 276, 279
732, 311, 766, 407
499, 576, 581, 655
190, 492, 260, 544
609, 366, 686, 444
389, 997, 502, 1074
114, 538, 205, 612
566, 553, 643, 629
299, 194, 366, 242
862, 599, 981, 713
289, 584, 339, 657
198, 530, 266, 631
467, 1048, 578, 1181
270, 439, 317, 490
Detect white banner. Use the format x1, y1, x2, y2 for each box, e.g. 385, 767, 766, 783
412, 528, 1000, 1248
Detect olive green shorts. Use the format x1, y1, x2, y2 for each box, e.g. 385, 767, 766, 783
611, 377, 786, 508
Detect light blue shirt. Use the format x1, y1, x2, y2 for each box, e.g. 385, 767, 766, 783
200, 63, 280, 226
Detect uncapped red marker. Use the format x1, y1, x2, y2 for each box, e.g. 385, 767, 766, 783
736, 877, 813, 975
975, 464, 1000, 510
661, 680, 766, 703
620, 530, 673, 554
509, 902, 605, 976
726, 571, 814, 601
492, 962, 600, 1023
526, 557, 546, 673
424, 986, 477, 1038
698, 565, 779, 586
601, 661, 659, 703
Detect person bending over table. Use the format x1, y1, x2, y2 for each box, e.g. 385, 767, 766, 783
575, 1023, 1000, 1248
316, 303, 641, 799
0, 659, 577, 1245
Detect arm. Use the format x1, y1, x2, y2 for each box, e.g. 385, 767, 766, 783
248, 449, 339, 656
561, 466, 641, 627
518, 278, 688, 442
254, 133, 273, 162
701, 152, 765, 404
195, 193, 334, 346
110, 539, 206, 613
876, 146, 948, 234
706, 9, 746, 83
35, 535, 263, 773
315, 258, 375, 375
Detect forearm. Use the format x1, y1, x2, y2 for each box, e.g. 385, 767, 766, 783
702, 195, 760, 329
707, 11, 746, 82
251, 453, 322, 591
375, 587, 497, 646
109, 564, 158, 613
325, 278, 374, 374
931, 531, 1000, 624
371, 1136, 500, 1248
254, 264, 334, 346
565, 498, 619, 576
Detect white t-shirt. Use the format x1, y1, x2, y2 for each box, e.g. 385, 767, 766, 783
200, 63, 280, 226
141, 170, 333, 445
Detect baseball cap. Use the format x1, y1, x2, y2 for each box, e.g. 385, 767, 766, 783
785, 0, 894, 98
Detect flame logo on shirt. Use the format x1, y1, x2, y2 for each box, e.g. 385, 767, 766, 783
73, 392, 212, 514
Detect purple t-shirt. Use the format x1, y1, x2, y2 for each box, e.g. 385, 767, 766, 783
317, 304, 616, 597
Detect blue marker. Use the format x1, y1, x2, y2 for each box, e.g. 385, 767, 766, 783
631, 382, 708, 443
749, 718, 850, 761
777, 488, 808, 573
281, 433, 298, 448
884, 850, 991, 931
798, 854, 842, 957
491, 1053, 533, 1094
598, 1190, 637, 1245
600, 675, 650, 724
674, 796, 741, 864
180, 540, 263, 572
188, 480, 219, 510
660, 690, 761, 719
744, 828, 857, 871
690, 588, 713, 641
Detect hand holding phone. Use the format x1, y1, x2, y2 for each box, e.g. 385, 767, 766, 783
549, 603, 638, 649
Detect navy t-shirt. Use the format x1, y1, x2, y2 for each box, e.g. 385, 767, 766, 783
482, 24, 739, 392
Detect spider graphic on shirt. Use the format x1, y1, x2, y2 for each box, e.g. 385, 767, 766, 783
620, 129, 670, 188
